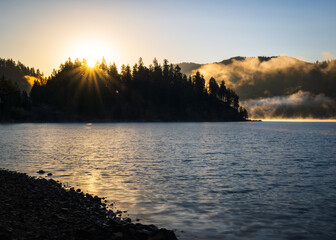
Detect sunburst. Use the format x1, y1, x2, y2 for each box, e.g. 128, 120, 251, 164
68, 39, 114, 69
86, 58, 96, 68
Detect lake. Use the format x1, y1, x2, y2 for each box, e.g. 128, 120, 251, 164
0, 122, 335, 239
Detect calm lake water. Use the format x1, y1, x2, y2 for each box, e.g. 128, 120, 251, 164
0, 122, 336, 239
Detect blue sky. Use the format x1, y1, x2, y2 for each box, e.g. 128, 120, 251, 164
1, 0, 335, 74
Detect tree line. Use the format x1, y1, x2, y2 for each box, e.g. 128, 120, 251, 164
1, 57, 248, 122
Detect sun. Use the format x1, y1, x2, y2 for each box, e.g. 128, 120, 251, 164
86, 58, 96, 68
67, 39, 116, 68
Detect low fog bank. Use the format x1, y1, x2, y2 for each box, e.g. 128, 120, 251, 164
188, 56, 336, 119
242, 91, 336, 119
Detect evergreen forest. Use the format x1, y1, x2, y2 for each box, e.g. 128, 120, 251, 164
0, 57, 248, 122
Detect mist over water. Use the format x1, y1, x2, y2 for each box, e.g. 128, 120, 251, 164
242, 91, 336, 120
0, 122, 336, 239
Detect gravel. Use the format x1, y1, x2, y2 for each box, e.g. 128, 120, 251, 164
0, 169, 177, 240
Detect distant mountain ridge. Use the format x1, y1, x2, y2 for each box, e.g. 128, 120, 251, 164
175, 62, 202, 76
177, 56, 291, 75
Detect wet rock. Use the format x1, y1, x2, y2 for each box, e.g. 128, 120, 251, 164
0, 169, 178, 240
148, 225, 159, 232
37, 170, 45, 174
113, 232, 123, 238
86, 193, 93, 200
47, 172, 52, 176
149, 229, 178, 240
93, 196, 101, 202
0, 226, 12, 240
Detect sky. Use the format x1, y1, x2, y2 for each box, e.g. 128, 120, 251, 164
1, 0, 336, 75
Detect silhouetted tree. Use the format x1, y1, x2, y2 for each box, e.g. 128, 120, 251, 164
218, 80, 227, 101
239, 107, 248, 119
120, 64, 132, 83
108, 62, 119, 81
99, 57, 108, 71
193, 71, 205, 94
209, 77, 219, 96
232, 91, 239, 110
163, 59, 170, 82
152, 58, 162, 82
0, 76, 25, 120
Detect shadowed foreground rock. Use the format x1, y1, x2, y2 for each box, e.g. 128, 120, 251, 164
0, 169, 177, 240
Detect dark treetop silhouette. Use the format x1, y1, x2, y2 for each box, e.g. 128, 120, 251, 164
0, 57, 248, 122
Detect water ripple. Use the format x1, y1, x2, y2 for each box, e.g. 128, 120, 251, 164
0, 122, 335, 240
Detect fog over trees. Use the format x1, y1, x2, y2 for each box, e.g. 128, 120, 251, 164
180, 56, 336, 119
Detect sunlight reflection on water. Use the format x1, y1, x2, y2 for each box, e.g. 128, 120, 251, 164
0, 122, 336, 239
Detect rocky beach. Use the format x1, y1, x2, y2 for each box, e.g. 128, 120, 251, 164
0, 169, 177, 240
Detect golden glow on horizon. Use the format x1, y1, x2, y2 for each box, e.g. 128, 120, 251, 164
260, 119, 336, 122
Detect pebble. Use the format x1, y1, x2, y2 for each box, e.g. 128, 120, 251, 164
0, 169, 178, 240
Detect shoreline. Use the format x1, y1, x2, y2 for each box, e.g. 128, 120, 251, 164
0, 119, 250, 124
0, 169, 177, 240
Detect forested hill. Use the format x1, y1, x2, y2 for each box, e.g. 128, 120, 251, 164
0, 58, 42, 93
0, 58, 247, 122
